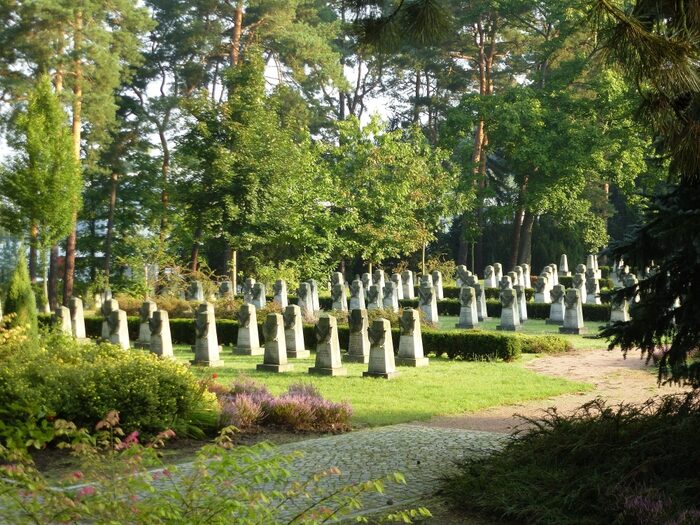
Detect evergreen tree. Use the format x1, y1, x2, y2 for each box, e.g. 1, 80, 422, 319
597, 0, 700, 387
4, 250, 38, 335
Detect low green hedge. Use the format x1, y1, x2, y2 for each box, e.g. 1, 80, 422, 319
485, 300, 611, 322
519, 334, 572, 354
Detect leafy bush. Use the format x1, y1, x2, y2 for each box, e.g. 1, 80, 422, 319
519, 334, 572, 354
0, 327, 218, 445
443, 394, 700, 525
485, 300, 611, 322
424, 330, 521, 361
3, 250, 37, 335
217, 378, 352, 432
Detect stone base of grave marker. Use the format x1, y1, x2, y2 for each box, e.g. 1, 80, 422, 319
189, 356, 225, 367
558, 326, 585, 335
287, 349, 311, 359
256, 363, 294, 373
395, 356, 429, 367
232, 345, 264, 356
545, 318, 564, 325
362, 370, 398, 379
308, 365, 347, 376
496, 325, 521, 332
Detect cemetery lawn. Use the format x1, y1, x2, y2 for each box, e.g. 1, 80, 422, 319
437, 316, 611, 351
174, 347, 592, 427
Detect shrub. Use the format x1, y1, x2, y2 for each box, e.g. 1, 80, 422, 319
443, 394, 700, 525
519, 334, 572, 354
0, 327, 218, 445
4, 250, 37, 335
423, 329, 521, 361
217, 378, 352, 433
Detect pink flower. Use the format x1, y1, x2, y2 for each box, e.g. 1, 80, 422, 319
76, 486, 96, 499
72, 471, 83, 480
212, 373, 219, 379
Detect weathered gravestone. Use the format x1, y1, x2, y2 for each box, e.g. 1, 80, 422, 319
309, 315, 347, 376
382, 281, 399, 312
149, 310, 173, 358
548, 264, 559, 286
418, 282, 439, 324
431, 270, 444, 300
252, 283, 266, 310
296, 282, 315, 319
191, 303, 224, 366
100, 299, 120, 341
515, 284, 528, 322
401, 270, 415, 299
135, 300, 157, 349
559, 254, 570, 277
257, 313, 293, 373
455, 265, 472, 287
521, 263, 531, 287
68, 297, 87, 340
307, 279, 320, 312
372, 269, 386, 292
586, 276, 601, 305
363, 318, 398, 379
233, 303, 264, 356
493, 263, 503, 283
283, 305, 310, 358
534, 275, 550, 303
242, 278, 256, 304
331, 272, 344, 288
559, 289, 585, 334
366, 284, 382, 311
609, 293, 630, 324
546, 284, 566, 325
391, 273, 404, 300
497, 278, 520, 332
573, 272, 587, 304
456, 286, 479, 329
53, 306, 72, 335
515, 265, 525, 288
346, 308, 370, 364
273, 279, 288, 308
349, 279, 366, 310
107, 308, 130, 349
187, 280, 204, 302
361, 273, 372, 294
219, 280, 233, 299
397, 308, 429, 367
331, 283, 348, 311
484, 265, 497, 288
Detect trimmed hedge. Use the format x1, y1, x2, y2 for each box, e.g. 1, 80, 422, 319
485, 300, 611, 322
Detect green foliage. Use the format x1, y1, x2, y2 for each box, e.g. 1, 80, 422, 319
3, 250, 37, 335
0, 421, 427, 524
0, 75, 79, 249
519, 334, 572, 354
443, 393, 700, 524
0, 328, 218, 444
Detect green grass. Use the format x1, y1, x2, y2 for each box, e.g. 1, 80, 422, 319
174, 346, 592, 427
437, 316, 611, 351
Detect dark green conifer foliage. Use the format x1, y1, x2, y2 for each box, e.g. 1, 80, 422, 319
4, 250, 38, 335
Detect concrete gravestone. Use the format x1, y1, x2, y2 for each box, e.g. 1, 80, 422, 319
586, 276, 602, 305
521, 263, 531, 287
456, 286, 479, 329
107, 308, 130, 349
68, 297, 87, 340
455, 265, 472, 287
233, 303, 264, 356
273, 279, 288, 308
610, 293, 630, 323
309, 315, 347, 376
346, 308, 371, 364
382, 281, 399, 312
493, 263, 503, 283
573, 272, 587, 304
515, 284, 528, 322
372, 269, 386, 292
331, 283, 348, 311
136, 300, 157, 349
418, 282, 439, 324
497, 278, 520, 332
397, 308, 429, 367
218, 280, 233, 299
242, 278, 256, 304
187, 280, 204, 302
559, 289, 585, 334
296, 282, 315, 319
514, 266, 525, 288
191, 303, 224, 366
361, 273, 372, 294
363, 318, 398, 379
366, 284, 381, 311
283, 305, 310, 358
349, 279, 366, 310
307, 279, 321, 312
546, 284, 566, 325
252, 283, 266, 310
559, 254, 570, 276
534, 276, 550, 303
391, 273, 404, 300
100, 299, 119, 341
257, 313, 293, 373
149, 310, 173, 358
331, 272, 344, 287
401, 270, 415, 299
431, 270, 444, 300
53, 306, 72, 335
483, 265, 497, 288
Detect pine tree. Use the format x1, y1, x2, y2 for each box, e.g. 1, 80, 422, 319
4, 250, 38, 335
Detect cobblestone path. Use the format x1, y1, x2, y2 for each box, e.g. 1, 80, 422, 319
270, 424, 506, 519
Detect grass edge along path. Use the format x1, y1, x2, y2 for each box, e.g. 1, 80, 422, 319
174, 347, 592, 427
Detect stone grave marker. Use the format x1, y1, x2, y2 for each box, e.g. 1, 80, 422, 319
559, 289, 585, 334
191, 303, 224, 366
233, 303, 264, 356
149, 310, 173, 358
456, 286, 478, 329
546, 284, 566, 325
309, 315, 347, 376
257, 313, 293, 373
363, 318, 398, 379
135, 300, 157, 349
273, 279, 288, 308
283, 305, 310, 358
346, 308, 370, 364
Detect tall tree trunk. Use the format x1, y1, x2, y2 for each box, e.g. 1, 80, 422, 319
517, 210, 535, 268
230, 0, 243, 67
510, 206, 525, 271
64, 9, 83, 304
48, 245, 59, 310
190, 227, 202, 273
104, 171, 118, 277
413, 70, 421, 123
29, 223, 38, 283
158, 125, 170, 238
